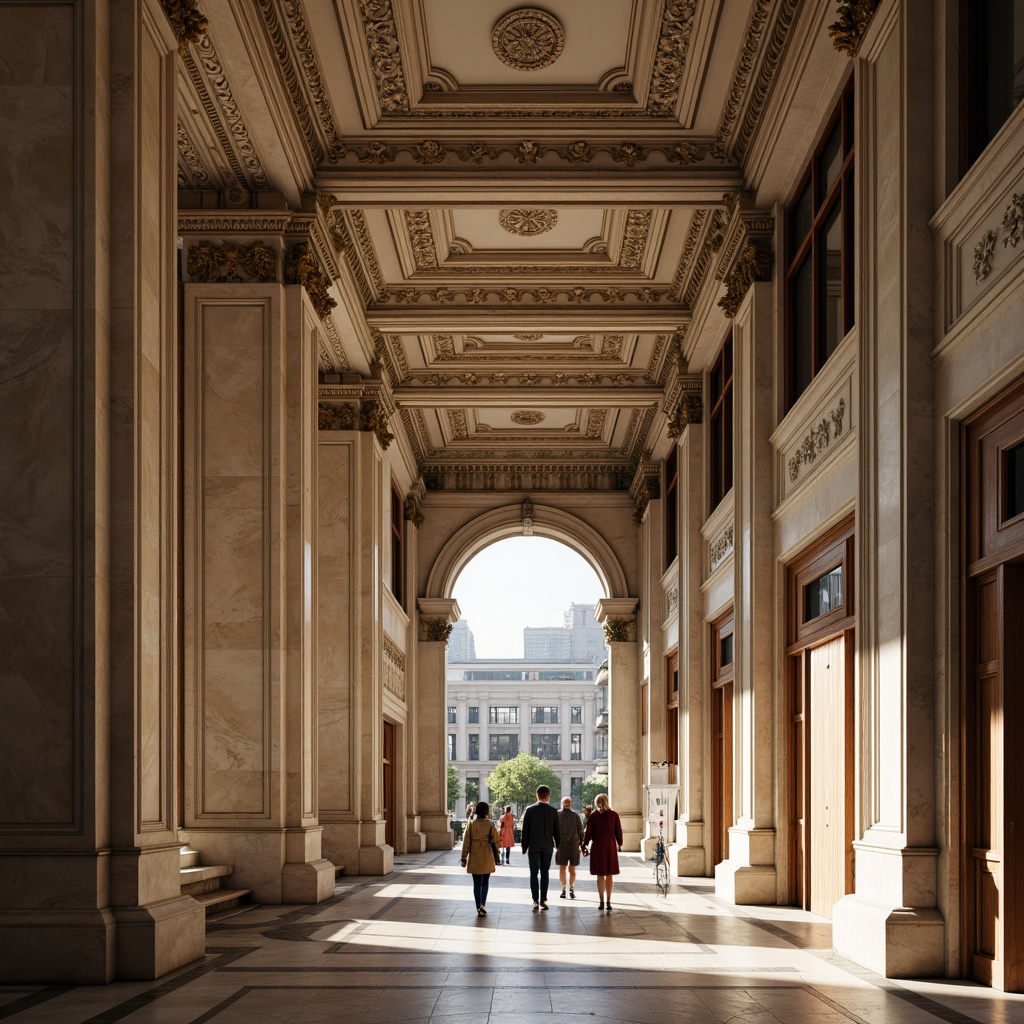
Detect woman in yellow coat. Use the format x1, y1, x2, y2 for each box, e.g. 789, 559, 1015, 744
460, 801, 500, 915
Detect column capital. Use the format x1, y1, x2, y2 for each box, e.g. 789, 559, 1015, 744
417, 598, 461, 643
594, 598, 638, 624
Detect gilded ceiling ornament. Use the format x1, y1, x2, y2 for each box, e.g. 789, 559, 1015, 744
511, 411, 545, 426
828, 0, 879, 57
186, 240, 277, 283
491, 9, 565, 71
404, 495, 424, 528
612, 143, 646, 167
499, 208, 558, 237
405, 210, 437, 270
363, 400, 395, 450
513, 333, 543, 341
161, 0, 207, 55
358, 0, 409, 112
566, 141, 593, 165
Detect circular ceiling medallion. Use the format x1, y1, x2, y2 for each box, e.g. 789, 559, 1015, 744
491, 9, 565, 72
511, 410, 545, 426
513, 333, 543, 341
499, 208, 558, 237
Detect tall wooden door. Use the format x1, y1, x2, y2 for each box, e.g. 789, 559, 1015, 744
383, 721, 395, 849
711, 613, 734, 866
808, 635, 850, 918
967, 565, 1023, 990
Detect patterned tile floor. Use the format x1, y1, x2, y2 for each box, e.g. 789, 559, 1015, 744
2, 850, 1023, 1023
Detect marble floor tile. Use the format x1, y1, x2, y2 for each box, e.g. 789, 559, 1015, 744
3, 850, 1024, 1023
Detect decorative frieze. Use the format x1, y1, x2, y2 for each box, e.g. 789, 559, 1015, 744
421, 463, 632, 492
603, 617, 634, 644
421, 618, 453, 643
665, 583, 679, 617
405, 370, 649, 389
647, 2, 697, 116
383, 635, 406, 701
379, 284, 666, 305
358, 0, 410, 114
318, 377, 395, 450
828, 0, 880, 58
709, 524, 734, 573
285, 244, 337, 319
787, 398, 847, 483
186, 240, 277, 283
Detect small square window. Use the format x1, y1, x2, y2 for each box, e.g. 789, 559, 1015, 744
804, 565, 843, 621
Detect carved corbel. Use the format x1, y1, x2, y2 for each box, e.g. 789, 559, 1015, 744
828, 0, 880, 57
404, 494, 425, 528
285, 243, 337, 319
667, 375, 703, 439
630, 461, 661, 527
603, 617, 634, 644
719, 240, 774, 318
421, 617, 453, 643
160, 0, 207, 55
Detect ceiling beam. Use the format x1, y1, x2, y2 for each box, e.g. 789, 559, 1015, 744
366, 307, 688, 333
392, 386, 665, 407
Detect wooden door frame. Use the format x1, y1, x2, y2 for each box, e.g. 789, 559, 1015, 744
786, 517, 855, 911
711, 611, 734, 866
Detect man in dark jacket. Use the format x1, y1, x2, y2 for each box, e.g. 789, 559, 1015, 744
520, 785, 560, 910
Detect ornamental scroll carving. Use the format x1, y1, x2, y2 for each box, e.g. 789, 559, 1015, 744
788, 398, 847, 483
421, 617, 453, 643
187, 240, 277, 283
631, 465, 661, 527
828, 0, 879, 57
383, 635, 406, 701
1003, 193, 1024, 249
603, 617, 634, 644
285, 245, 337, 319
709, 525, 734, 572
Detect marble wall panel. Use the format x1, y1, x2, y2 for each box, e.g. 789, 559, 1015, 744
0, 4, 79, 832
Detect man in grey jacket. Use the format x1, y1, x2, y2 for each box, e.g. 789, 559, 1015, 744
520, 785, 560, 910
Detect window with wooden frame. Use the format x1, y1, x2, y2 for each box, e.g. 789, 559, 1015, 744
666, 649, 679, 767
665, 447, 679, 568
960, 0, 1024, 174
390, 483, 405, 607
711, 612, 735, 865
787, 522, 855, 650
708, 333, 734, 510
786, 82, 855, 408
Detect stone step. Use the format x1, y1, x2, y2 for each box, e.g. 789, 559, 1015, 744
191, 888, 252, 916
180, 864, 233, 897
179, 847, 200, 869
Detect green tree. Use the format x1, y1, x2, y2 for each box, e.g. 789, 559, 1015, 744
447, 763, 459, 812
580, 771, 608, 809
486, 753, 560, 815
464, 777, 479, 806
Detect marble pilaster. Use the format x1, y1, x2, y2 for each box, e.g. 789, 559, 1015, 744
595, 598, 643, 849
714, 281, 778, 905
416, 598, 460, 849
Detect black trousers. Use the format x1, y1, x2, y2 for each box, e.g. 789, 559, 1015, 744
527, 848, 553, 902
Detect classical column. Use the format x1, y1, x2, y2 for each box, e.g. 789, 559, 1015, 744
181, 269, 333, 904
714, 281, 777, 905
317, 417, 393, 876
669, 391, 709, 876
832, 3, 944, 977
416, 598, 460, 848
595, 598, 643, 849
0, 0, 204, 982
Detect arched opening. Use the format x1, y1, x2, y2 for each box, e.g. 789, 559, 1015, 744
444, 535, 610, 839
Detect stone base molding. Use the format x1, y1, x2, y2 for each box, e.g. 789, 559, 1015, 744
421, 813, 457, 851
405, 816, 428, 853
714, 827, 778, 905
670, 819, 708, 876
832, 841, 945, 978
322, 821, 394, 876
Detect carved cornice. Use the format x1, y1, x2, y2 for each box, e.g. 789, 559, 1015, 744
829, 0, 880, 58
161, 0, 207, 55
378, 284, 668, 305
420, 463, 633, 492
178, 212, 293, 233
186, 240, 278, 283
670, 209, 707, 300
318, 377, 395, 448
403, 370, 651, 388
719, 240, 774, 318
603, 617, 634, 644
184, 33, 269, 189
176, 123, 214, 189
320, 316, 351, 372
421, 617, 453, 643
712, 0, 772, 160
788, 398, 847, 482
286, 244, 337, 319
647, 2, 697, 116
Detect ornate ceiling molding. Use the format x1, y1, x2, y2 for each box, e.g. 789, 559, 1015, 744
402, 370, 651, 389
183, 32, 270, 189
647, 2, 697, 116
420, 462, 634, 493
406, 210, 438, 269
499, 208, 558, 237
358, 0, 410, 114
161, 0, 207, 55
669, 208, 707, 300
378, 284, 667, 305
176, 123, 214, 189
491, 9, 565, 72
511, 410, 546, 425
712, 0, 772, 160
618, 209, 652, 271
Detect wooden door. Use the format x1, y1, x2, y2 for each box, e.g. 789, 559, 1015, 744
711, 682, 733, 865
383, 721, 395, 849
809, 635, 849, 918
967, 565, 1023, 990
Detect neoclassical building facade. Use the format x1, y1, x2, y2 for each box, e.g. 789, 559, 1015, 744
2, 0, 1023, 995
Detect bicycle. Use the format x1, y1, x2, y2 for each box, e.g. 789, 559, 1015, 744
652, 825, 669, 897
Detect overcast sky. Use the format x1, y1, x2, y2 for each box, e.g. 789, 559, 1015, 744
451, 537, 604, 658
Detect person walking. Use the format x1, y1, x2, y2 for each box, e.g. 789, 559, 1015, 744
498, 805, 515, 864
519, 785, 560, 911
582, 792, 622, 912
555, 797, 585, 900
460, 801, 500, 916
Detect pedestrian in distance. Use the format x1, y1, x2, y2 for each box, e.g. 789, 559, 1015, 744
460, 801, 500, 916
555, 796, 585, 899
520, 785, 560, 910
499, 805, 516, 864
582, 792, 622, 912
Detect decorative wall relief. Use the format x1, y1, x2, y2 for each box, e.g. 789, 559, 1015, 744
709, 524, 734, 573
665, 583, 679, 617
285, 244, 337, 318
318, 403, 358, 430
421, 617, 453, 643
383, 635, 406, 701
491, 9, 565, 71
1003, 193, 1024, 249
358, 0, 409, 113
973, 231, 996, 281
520, 495, 534, 535
787, 397, 847, 483
186, 240, 277, 283
631, 463, 661, 526
406, 210, 438, 269
363, 401, 394, 450
603, 617, 634, 644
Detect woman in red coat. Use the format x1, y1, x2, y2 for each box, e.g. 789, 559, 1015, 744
582, 792, 623, 911
498, 805, 515, 864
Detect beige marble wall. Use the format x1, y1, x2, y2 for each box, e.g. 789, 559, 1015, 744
183, 283, 332, 904
0, 0, 204, 982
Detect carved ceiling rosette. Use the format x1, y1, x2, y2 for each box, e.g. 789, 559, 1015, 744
491, 9, 565, 71
499, 208, 558, 237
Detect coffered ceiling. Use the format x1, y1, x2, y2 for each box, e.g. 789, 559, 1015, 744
176, 0, 804, 488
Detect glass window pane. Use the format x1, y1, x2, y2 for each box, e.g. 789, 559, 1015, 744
805, 565, 844, 621
1006, 440, 1024, 520
720, 633, 734, 667
791, 257, 814, 401
790, 180, 813, 253
819, 203, 845, 361
966, 1, 1024, 165
818, 120, 843, 197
